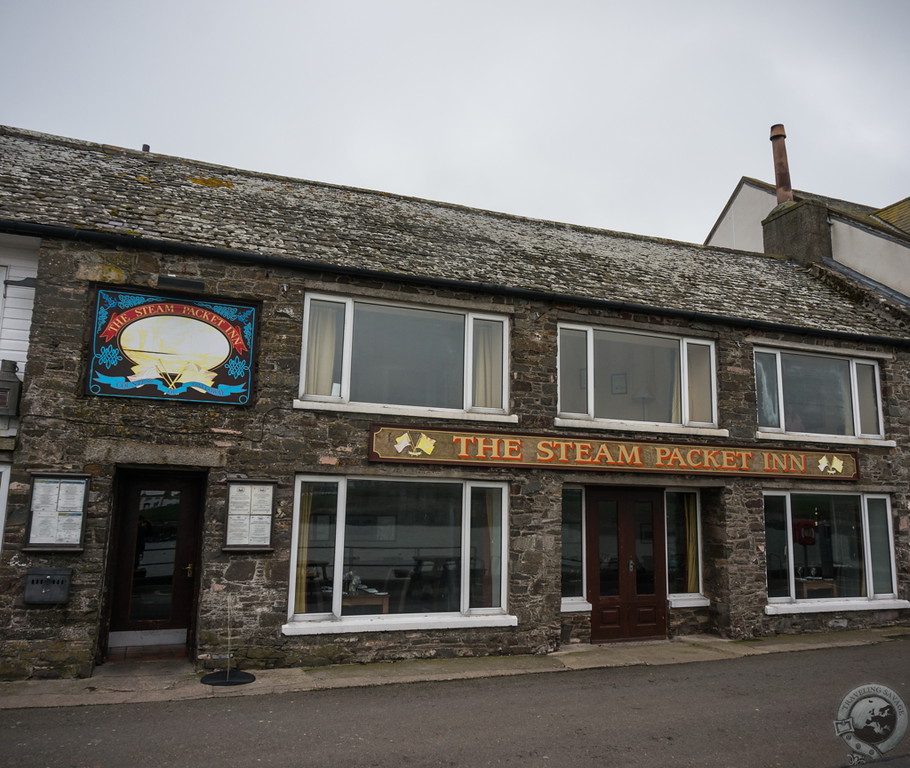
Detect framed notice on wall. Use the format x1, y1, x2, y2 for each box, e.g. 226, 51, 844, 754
24, 474, 90, 551
223, 481, 275, 551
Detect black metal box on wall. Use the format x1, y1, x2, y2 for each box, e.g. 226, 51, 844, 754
23, 568, 72, 604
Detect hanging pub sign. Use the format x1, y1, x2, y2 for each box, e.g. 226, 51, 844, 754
370, 425, 860, 480
88, 289, 257, 405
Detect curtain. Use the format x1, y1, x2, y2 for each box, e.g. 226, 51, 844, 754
671, 354, 682, 423
294, 486, 313, 613
684, 493, 698, 593
472, 319, 502, 409
686, 343, 712, 423
304, 302, 340, 396
470, 488, 502, 608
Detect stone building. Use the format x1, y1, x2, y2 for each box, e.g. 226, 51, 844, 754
0, 125, 908, 680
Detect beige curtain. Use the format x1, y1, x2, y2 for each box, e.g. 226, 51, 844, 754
671, 356, 682, 423
684, 494, 699, 593
294, 486, 313, 613
472, 489, 501, 608
304, 302, 340, 396
472, 319, 502, 409
686, 343, 712, 423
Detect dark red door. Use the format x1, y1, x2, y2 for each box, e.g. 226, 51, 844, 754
110, 471, 203, 636
586, 487, 667, 642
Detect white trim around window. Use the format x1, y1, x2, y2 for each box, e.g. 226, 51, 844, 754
560, 486, 588, 612
763, 491, 907, 614
283, 475, 517, 636
665, 489, 710, 607
557, 324, 718, 430
754, 347, 885, 441
0, 463, 10, 553
296, 293, 511, 420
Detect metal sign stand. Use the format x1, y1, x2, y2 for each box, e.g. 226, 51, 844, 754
201, 594, 256, 686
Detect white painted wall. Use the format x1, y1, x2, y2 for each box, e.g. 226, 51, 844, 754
0, 233, 38, 371
706, 183, 776, 252
830, 219, 910, 298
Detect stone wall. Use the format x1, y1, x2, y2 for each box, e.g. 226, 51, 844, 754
0, 238, 908, 679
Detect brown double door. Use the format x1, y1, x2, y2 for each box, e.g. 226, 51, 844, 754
586, 486, 667, 642
109, 471, 204, 644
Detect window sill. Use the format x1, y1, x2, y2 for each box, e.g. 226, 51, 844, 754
668, 594, 711, 609
294, 399, 520, 424
764, 598, 910, 615
282, 612, 519, 635
755, 431, 895, 448
561, 598, 592, 613
555, 418, 728, 438
560, 596, 710, 611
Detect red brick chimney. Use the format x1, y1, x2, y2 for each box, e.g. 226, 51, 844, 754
770, 124, 794, 204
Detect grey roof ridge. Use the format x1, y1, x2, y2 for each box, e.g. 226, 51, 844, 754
0, 125, 774, 257
739, 177, 880, 215
743, 177, 909, 243
706, 176, 909, 247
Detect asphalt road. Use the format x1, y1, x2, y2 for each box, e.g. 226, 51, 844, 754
2, 640, 909, 768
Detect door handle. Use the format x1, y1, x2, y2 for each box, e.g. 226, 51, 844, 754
628, 559, 635, 573
184, 563, 194, 578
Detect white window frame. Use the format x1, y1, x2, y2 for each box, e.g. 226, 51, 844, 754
283, 475, 516, 635
0, 463, 10, 553
754, 347, 886, 442
556, 324, 719, 432
295, 294, 514, 422
764, 491, 908, 615
560, 485, 590, 613
665, 489, 710, 608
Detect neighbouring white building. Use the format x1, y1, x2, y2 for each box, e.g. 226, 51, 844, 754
706, 128, 910, 300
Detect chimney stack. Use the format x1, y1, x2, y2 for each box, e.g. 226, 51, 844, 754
763, 123, 832, 265
769, 124, 794, 204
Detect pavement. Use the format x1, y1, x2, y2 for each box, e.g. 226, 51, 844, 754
1, 626, 908, 710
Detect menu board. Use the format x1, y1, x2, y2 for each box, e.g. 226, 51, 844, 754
26, 476, 89, 549
224, 482, 275, 550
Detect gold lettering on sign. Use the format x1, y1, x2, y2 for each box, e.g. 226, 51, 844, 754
369, 426, 858, 480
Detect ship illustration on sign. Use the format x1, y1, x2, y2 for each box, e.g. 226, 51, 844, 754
89, 290, 256, 405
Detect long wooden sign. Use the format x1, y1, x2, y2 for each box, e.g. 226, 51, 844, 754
370, 426, 859, 480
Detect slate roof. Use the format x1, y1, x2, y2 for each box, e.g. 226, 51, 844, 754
875, 197, 910, 236
1, 126, 908, 342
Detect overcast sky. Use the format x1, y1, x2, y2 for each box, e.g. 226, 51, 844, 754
2, 1, 908, 245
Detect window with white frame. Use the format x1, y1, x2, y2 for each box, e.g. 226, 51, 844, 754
764, 492, 896, 602
300, 295, 507, 413
559, 487, 703, 607
754, 348, 883, 439
0, 463, 10, 553
558, 325, 716, 427
561, 488, 585, 601
665, 491, 702, 595
289, 477, 509, 628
